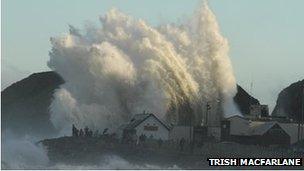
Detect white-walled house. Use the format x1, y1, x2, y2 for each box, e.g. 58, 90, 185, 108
121, 113, 171, 141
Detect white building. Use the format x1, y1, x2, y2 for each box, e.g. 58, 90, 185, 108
279, 123, 304, 144
121, 113, 171, 140
223, 115, 304, 144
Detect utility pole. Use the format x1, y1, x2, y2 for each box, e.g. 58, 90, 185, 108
301, 85, 304, 139
216, 99, 221, 125
206, 102, 211, 126
189, 112, 194, 154
189, 114, 191, 144
186, 101, 193, 149
297, 86, 304, 141
250, 76, 254, 107
298, 121, 300, 141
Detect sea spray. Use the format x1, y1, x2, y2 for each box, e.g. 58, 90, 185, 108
1, 131, 178, 169
48, 1, 240, 134
1, 131, 50, 169
52, 155, 180, 170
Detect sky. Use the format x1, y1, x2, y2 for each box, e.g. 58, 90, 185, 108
2, 0, 304, 112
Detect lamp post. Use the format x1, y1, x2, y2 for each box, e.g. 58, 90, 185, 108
205, 99, 220, 127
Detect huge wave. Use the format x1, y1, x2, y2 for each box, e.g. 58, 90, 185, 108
48, 1, 239, 134
2, 1, 241, 169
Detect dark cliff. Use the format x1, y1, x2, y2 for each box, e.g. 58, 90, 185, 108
1, 71, 64, 136
234, 85, 260, 114
272, 79, 304, 121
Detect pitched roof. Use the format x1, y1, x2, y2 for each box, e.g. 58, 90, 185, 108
124, 113, 171, 130
225, 115, 246, 121
125, 113, 150, 130
230, 120, 288, 136
249, 121, 277, 135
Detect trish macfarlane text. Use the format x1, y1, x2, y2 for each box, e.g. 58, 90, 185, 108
208, 158, 303, 166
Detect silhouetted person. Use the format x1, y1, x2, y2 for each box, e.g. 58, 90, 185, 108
180, 138, 186, 151
139, 134, 147, 146
79, 129, 84, 137
103, 128, 109, 135
84, 126, 89, 137
88, 129, 93, 137
72, 124, 79, 137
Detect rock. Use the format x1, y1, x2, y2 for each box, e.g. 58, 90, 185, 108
272, 79, 304, 121
234, 85, 260, 115
1, 71, 64, 136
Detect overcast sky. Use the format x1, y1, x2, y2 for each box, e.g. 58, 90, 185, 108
2, 0, 304, 112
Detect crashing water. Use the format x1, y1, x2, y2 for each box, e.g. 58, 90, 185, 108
47, 1, 240, 135
2, 2, 241, 169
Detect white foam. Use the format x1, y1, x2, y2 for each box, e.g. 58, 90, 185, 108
48, 1, 240, 134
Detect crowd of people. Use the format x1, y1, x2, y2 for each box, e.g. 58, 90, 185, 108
72, 124, 94, 137
71, 124, 190, 152
72, 124, 119, 143
122, 131, 188, 151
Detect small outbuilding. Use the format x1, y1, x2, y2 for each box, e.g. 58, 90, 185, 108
221, 115, 290, 146
122, 112, 171, 141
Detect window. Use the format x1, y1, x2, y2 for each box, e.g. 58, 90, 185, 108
144, 125, 158, 131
